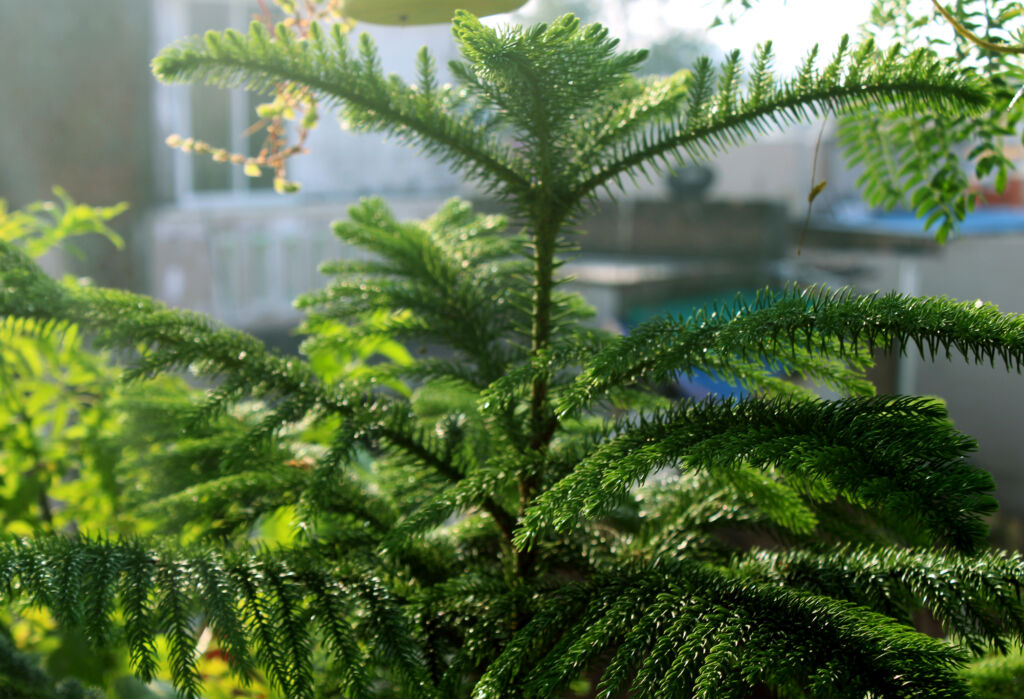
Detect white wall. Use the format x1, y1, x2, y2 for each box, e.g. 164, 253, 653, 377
905, 236, 1024, 508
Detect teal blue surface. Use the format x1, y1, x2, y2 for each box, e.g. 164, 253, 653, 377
625, 288, 767, 327
624, 288, 777, 399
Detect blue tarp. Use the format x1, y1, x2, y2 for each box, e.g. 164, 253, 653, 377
825, 205, 1024, 237
624, 289, 766, 400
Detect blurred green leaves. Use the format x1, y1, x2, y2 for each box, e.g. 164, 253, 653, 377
0, 192, 128, 535
0, 187, 125, 260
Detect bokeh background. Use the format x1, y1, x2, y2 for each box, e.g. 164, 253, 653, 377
4, 0, 1024, 533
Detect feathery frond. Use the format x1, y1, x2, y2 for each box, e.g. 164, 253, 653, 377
520, 394, 994, 552
561, 286, 1024, 414
153, 20, 529, 198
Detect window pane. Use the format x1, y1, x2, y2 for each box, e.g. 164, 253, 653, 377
188, 2, 232, 192
191, 85, 233, 191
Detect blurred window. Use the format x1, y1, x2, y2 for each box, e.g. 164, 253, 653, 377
153, 0, 276, 202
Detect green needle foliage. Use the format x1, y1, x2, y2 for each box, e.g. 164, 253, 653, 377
1, 8, 1024, 698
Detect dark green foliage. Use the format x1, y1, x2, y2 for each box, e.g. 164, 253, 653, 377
520, 394, 995, 554
736, 546, 1024, 655
0, 8, 1023, 699
477, 561, 976, 698
561, 287, 1024, 412
0, 631, 103, 698
0, 538, 423, 699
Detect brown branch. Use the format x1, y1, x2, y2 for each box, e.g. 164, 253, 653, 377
932, 0, 1024, 54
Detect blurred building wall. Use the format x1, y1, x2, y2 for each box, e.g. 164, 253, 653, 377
0, 0, 155, 286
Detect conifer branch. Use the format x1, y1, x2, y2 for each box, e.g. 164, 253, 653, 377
0, 537, 445, 698
738, 545, 1024, 654
636, 466, 821, 549
561, 286, 1024, 414
2, 10, 1019, 697
347, 402, 519, 542
475, 562, 971, 697
449, 11, 647, 185
0, 239, 339, 410
152, 22, 529, 197
572, 41, 988, 204
132, 467, 310, 535
520, 395, 994, 553
297, 197, 529, 384
0, 241, 520, 543
0, 632, 102, 697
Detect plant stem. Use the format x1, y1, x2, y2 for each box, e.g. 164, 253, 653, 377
518, 210, 563, 577
383, 426, 517, 542
528, 223, 556, 451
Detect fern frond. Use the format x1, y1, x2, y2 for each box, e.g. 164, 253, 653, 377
573, 39, 988, 203
153, 22, 528, 197
562, 286, 1024, 414
521, 395, 994, 553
